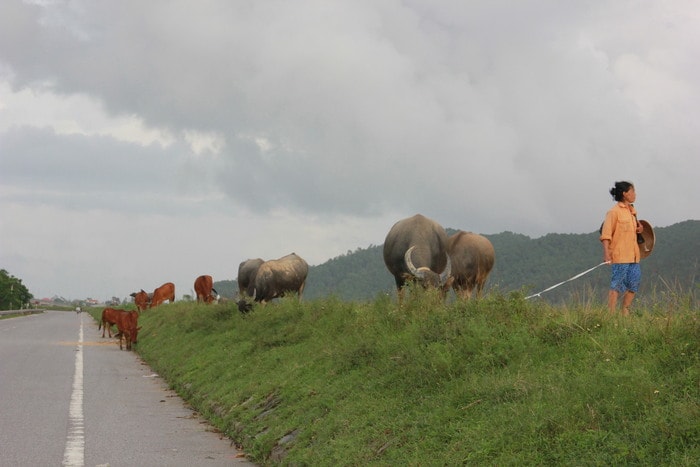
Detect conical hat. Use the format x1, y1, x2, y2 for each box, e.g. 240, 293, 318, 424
638, 219, 655, 259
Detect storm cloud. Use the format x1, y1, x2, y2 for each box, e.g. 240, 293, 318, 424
1, 0, 698, 299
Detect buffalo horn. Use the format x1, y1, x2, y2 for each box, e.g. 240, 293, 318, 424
439, 255, 452, 286
404, 246, 426, 279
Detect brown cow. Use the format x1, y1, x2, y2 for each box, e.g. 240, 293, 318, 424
130, 289, 150, 311
445, 231, 495, 300
114, 310, 140, 350
99, 307, 123, 338
194, 275, 219, 303
150, 282, 175, 307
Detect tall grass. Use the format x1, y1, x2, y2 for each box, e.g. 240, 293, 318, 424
94, 289, 699, 465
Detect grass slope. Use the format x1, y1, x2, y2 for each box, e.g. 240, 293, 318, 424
93, 291, 699, 465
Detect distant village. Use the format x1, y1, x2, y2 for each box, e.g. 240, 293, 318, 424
30, 296, 126, 308
29, 293, 201, 309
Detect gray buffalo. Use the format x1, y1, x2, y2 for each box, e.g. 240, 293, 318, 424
444, 231, 495, 299
383, 214, 452, 303
247, 253, 309, 305
237, 258, 265, 296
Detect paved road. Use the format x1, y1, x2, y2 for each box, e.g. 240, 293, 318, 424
0, 310, 255, 466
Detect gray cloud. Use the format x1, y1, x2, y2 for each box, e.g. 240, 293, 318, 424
1, 0, 698, 299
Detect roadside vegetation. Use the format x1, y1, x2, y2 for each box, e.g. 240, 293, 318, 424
89, 287, 698, 465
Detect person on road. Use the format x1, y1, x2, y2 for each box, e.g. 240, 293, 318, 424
600, 181, 643, 316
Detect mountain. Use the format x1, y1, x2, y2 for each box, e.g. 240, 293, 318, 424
215, 220, 699, 304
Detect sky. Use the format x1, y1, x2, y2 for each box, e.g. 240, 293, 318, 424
1, 0, 698, 301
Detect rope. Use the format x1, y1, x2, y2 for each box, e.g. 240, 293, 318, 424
524, 261, 609, 300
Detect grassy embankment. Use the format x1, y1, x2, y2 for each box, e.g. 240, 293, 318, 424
90, 288, 699, 465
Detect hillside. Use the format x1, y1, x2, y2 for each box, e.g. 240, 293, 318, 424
118, 292, 699, 465
215, 220, 699, 304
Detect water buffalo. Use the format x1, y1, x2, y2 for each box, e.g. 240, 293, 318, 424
444, 231, 495, 299
247, 253, 309, 305
237, 258, 265, 296
194, 275, 219, 303
383, 214, 452, 303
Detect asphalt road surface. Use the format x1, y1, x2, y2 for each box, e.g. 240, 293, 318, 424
0, 310, 255, 466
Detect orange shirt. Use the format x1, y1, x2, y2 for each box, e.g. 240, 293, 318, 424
600, 202, 640, 263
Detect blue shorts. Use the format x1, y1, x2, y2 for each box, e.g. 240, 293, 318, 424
610, 263, 641, 293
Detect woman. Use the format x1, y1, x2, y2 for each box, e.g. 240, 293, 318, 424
599, 181, 643, 315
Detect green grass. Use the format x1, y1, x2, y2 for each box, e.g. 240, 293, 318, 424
89, 290, 699, 466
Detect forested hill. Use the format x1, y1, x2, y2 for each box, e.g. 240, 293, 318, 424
216, 220, 699, 304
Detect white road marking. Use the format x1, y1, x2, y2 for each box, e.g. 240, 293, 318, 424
62, 314, 84, 466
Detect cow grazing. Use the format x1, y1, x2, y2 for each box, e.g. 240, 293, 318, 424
150, 282, 175, 308
99, 307, 123, 338
445, 231, 495, 300
194, 275, 219, 304
237, 258, 264, 296
115, 310, 140, 350
130, 289, 150, 311
383, 214, 452, 303
98, 308, 140, 350
246, 253, 309, 305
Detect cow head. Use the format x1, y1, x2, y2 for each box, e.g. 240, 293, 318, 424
404, 246, 452, 288
130, 289, 151, 311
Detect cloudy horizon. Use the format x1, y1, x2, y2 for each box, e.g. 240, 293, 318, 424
1, 1, 698, 301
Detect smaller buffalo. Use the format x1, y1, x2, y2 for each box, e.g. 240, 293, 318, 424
238, 253, 308, 311
445, 231, 495, 299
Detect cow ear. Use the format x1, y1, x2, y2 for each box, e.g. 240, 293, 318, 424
137, 326, 143, 330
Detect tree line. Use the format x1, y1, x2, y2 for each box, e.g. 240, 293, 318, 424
0, 269, 32, 310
